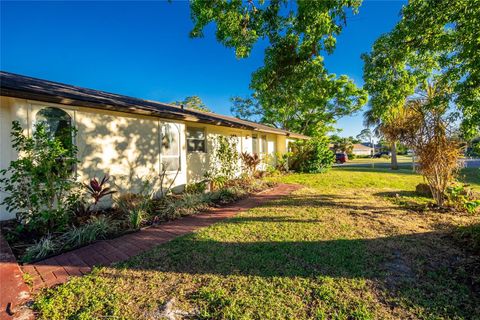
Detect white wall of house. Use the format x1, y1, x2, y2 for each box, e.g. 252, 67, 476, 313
0, 96, 297, 220
0, 97, 187, 220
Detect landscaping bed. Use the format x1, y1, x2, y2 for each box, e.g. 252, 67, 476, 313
1, 177, 275, 264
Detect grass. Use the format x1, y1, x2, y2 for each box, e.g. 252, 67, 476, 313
34, 167, 480, 319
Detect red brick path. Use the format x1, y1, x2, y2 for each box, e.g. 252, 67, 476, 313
21, 183, 301, 292
0, 232, 33, 320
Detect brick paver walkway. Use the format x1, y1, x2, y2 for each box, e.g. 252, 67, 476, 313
0, 232, 33, 320
21, 183, 301, 292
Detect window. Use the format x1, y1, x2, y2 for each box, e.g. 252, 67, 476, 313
161, 122, 181, 172
35, 107, 73, 150
252, 134, 258, 154
186, 127, 206, 152
260, 135, 268, 153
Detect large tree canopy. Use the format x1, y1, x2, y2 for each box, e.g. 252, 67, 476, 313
363, 0, 479, 139
190, 0, 367, 136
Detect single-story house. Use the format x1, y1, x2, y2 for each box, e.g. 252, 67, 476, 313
351, 143, 374, 156
0, 71, 308, 220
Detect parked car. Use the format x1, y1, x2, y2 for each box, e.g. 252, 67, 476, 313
335, 153, 348, 164
373, 151, 391, 158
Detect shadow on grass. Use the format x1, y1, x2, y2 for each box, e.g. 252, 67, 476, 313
33, 221, 480, 319
109, 227, 478, 319
254, 194, 397, 212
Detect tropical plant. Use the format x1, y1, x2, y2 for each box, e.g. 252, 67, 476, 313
275, 152, 292, 173
331, 136, 354, 155
0, 121, 80, 234
240, 152, 261, 176
85, 175, 116, 206
389, 81, 463, 207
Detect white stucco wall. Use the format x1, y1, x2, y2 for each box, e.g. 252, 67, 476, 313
0, 96, 295, 220
0, 97, 187, 220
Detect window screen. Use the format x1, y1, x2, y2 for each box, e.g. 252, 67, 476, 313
252, 134, 258, 154
186, 127, 206, 152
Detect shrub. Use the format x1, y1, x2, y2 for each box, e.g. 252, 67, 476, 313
185, 181, 208, 194
128, 208, 146, 230
289, 136, 334, 173
22, 234, 58, 262
62, 215, 115, 249
207, 135, 240, 180
445, 184, 480, 214
275, 152, 291, 173
240, 152, 261, 176
0, 121, 80, 234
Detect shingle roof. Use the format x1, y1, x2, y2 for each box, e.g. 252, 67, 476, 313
0, 71, 309, 139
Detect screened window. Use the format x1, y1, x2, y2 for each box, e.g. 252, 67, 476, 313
252, 134, 258, 154
186, 127, 206, 152
35, 107, 73, 150
161, 122, 181, 172
260, 135, 268, 153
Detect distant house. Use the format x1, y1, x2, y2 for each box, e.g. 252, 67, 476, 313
0, 71, 308, 220
351, 143, 373, 156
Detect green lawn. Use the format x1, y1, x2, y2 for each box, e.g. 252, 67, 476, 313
34, 168, 480, 319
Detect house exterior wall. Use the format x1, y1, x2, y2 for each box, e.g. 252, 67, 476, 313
0, 96, 296, 220
0, 97, 187, 220
352, 148, 373, 156
185, 124, 280, 183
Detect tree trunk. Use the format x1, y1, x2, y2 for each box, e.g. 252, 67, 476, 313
391, 141, 399, 170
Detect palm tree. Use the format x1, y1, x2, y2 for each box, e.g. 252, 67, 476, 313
363, 108, 400, 170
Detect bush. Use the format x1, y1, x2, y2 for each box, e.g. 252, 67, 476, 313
22, 234, 58, 262
0, 121, 80, 234
185, 181, 208, 194
289, 136, 334, 173
62, 215, 115, 249
445, 184, 480, 214
206, 135, 240, 180
21, 215, 116, 263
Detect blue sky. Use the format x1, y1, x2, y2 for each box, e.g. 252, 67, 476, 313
1, 1, 405, 137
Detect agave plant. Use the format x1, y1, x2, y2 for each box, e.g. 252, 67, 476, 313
85, 175, 116, 205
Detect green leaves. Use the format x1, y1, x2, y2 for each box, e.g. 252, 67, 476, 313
190, 0, 367, 137
363, 0, 480, 138
172, 96, 211, 112
0, 121, 80, 234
